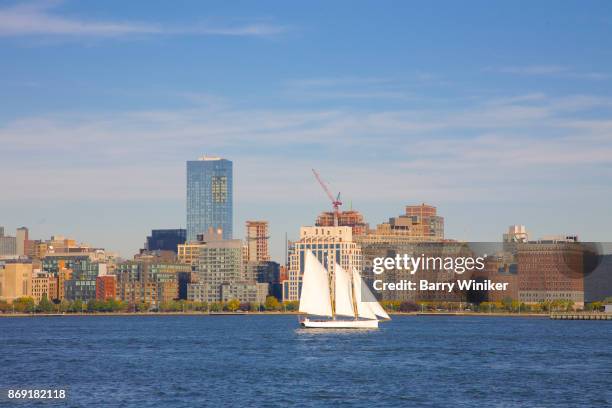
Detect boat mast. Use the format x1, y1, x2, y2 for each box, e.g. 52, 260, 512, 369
350, 266, 359, 320
329, 254, 336, 319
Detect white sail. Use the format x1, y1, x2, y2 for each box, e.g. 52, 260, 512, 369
352, 268, 377, 320
334, 263, 355, 317
366, 295, 391, 320
352, 268, 391, 320
299, 250, 333, 317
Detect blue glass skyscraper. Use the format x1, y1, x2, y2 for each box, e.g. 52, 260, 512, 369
186, 157, 233, 242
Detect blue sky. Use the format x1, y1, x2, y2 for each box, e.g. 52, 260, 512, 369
1, 0, 612, 260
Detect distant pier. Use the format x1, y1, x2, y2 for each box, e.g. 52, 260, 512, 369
550, 313, 612, 320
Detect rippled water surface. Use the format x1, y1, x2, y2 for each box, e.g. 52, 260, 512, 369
1, 315, 611, 407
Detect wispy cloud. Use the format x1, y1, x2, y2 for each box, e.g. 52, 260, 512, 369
282, 75, 451, 101
488, 65, 609, 80
0, 1, 286, 38
2, 91, 612, 255
2, 91, 612, 204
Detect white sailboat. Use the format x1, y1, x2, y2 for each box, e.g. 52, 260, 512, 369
299, 250, 390, 329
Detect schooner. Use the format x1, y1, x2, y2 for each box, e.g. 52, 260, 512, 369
298, 250, 390, 329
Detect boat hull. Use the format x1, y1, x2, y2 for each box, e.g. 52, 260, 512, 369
300, 317, 379, 329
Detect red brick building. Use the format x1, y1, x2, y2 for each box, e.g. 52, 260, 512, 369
517, 241, 584, 307
96, 275, 117, 301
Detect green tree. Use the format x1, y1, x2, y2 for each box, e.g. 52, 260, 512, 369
58, 300, 71, 313
501, 297, 513, 311
264, 296, 280, 311
37, 295, 54, 313
0, 300, 9, 313
587, 301, 603, 312
136, 302, 150, 312
69, 299, 84, 313
283, 301, 299, 311
399, 301, 418, 312
209, 302, 222, 312
226, 299, 240, 312
13, 297, 36, 313
87, 299, 97, 313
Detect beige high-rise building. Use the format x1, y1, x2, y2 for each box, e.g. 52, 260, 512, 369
16, 227, 29, 257
246, 221, 270, 263
0, 262, 33, 302
283, 226, 362, 301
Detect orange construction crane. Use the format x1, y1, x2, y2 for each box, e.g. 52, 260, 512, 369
312, 168, 342, 226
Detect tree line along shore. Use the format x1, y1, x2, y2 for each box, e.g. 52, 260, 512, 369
1, 296, 607, 315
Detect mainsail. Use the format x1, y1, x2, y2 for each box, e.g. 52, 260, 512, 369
334, 263, 355, 317
299, 250, 333, 317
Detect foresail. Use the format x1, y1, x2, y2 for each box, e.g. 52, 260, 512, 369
352, 268, 377, 320
352, 267, 391, 320
334, 263, 355, 317
367, 297, 391, 320
299, 250, 333, 317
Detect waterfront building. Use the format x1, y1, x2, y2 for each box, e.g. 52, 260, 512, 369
186, 156, 233, 242
31, 273, 57, 302
187, 281, 268, 304
41, 253, 108, 301
0, 227, 17, 256
96, 275, 117, 301
56, 267, 72, 301
116, 258, 191, 306
315, 210, 369, 236
352, 205, 454, 302
145, 229, 186, 253
360, 240, 472, 303
245, 260, 282, 300
584, 253, 612, 303
183, 231, 267, 303
191, 237, 242, 294
245, 221, 270, 263
177, 271, 198, 300
283, 226, 362, 301
64, 262, 107, 302
517, 237, 584, 307
0, 261, 32, 302
469, 256, 519, 303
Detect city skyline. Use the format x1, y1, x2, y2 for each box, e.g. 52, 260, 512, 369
2, 1, 612, 259
0, 154, 605, 261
